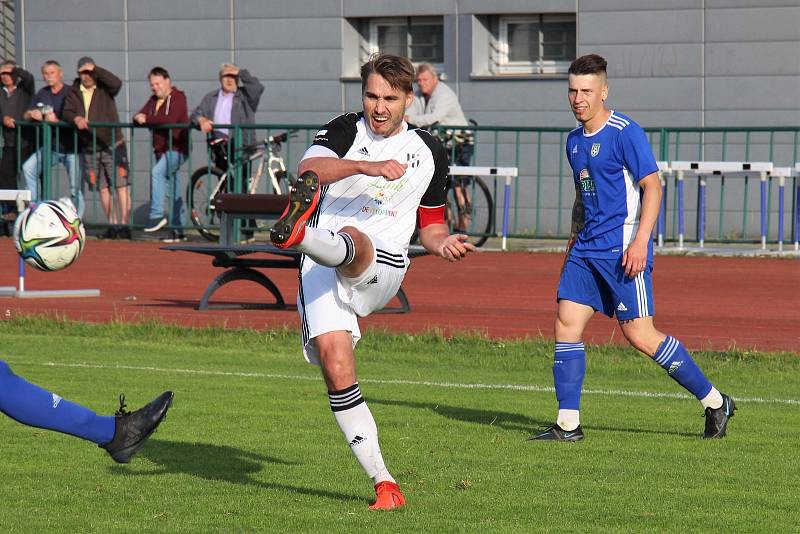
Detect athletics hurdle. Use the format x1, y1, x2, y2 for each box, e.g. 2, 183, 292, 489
0, 190, 100, 299
656, 161, 670, 247
449, 166, 519, 251
670, 161, 773, 249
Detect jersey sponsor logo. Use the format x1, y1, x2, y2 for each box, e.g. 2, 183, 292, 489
591, 143, 601, 157
406, 152, 420, 168
361, 205, 398, 217
579, 169, 596, 193
358, 146, 370, 156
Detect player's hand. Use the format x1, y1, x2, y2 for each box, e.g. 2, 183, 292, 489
133, 113, 146, 125
3, 115, 15, 128
74, 116, 89, 130
27, 109, 43, 121
561, 233, 577, 276
622, 239, 648, 278
438, 233, 476, 262
361, 160, 407, 181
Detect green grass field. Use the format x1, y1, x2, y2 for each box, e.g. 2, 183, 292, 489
1, 316, 799, 532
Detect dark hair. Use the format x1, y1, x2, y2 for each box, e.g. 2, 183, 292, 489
568, 54, 607, 76
43, 60, 61, 69
360, 53, 414, 94
148, 66, 170, 79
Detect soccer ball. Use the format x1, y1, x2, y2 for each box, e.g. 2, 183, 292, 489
13, 200, 86, 271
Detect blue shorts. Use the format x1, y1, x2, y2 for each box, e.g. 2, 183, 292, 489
557, 255, 654, 320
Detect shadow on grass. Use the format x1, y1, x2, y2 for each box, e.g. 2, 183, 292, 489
370, 397, 548, 433
113, 439, 362, 503
370, 398, 696, 438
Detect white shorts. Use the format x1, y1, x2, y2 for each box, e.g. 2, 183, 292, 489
297, 234, 409, 365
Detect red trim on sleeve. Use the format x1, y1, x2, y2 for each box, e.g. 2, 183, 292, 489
417, 205, 445, 228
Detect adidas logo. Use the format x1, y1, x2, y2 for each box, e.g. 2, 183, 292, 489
668, 361, 683, 375
572, 144, 578, 154
52, 393, 62, 409
358, 146, 370, 156
366, 275, 378, 285
349, 435, 366, 447
616, 302, 628, 312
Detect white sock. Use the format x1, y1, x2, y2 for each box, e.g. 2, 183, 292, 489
296, 227, 355, 267
329, 383, 394, 484
700, 387, 723, 410
557, 409, 580, 431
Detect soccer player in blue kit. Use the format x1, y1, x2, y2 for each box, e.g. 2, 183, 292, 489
0, 359, 173, 462
532, 54, 735, 441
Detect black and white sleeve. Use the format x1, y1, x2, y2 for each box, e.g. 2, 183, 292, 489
308, 112, 359, 159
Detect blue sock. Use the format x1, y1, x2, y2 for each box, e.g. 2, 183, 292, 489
652, 337, 713, 399
0, 360, 115, 444
553, 342, 586, 410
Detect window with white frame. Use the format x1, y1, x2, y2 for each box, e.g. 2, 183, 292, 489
367, 17, 444, 66
494, 14, 575, 75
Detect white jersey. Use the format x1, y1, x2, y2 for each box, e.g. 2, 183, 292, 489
300, 112, 449, 251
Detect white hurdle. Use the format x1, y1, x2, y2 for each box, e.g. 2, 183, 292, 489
0, 189, 100, 299
449, 166, 519, 251
670, 161, 773, 249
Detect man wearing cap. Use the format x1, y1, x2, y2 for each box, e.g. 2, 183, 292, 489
63, 57, 130, 239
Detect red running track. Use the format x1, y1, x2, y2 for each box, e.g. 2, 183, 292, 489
1, 238, 798, 353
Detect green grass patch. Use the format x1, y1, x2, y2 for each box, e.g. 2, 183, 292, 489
1, 315, 799, 532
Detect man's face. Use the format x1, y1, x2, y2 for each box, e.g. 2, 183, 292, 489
220, 74, 237, 93
41, 64, 63, 88
149, 74, 172, 99
0, 66, 13, 89
567, 73, 608, 126
415, 70, 438, 97
362, 73, 413, 138
79, 68, 96, 89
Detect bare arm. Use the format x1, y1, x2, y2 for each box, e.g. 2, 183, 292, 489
562, 184, 584, 275
418, 223, 475, 261
298, 156, 407, 185
622, 172, 661, 277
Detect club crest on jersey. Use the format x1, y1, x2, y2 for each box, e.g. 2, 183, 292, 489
591, 143, 601, 157
406, 152, 420, 168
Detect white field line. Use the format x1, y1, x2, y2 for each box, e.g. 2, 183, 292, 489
16, 360, 800, 406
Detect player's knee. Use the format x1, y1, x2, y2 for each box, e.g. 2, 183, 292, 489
621, 328, 651, 355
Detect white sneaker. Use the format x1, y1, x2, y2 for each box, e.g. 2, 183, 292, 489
144, 217, 168, 233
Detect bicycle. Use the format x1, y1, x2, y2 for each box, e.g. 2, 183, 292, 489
435, 123, 494, 248
187, 130, 296, 242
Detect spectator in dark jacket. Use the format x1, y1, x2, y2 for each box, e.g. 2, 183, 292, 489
134, 66, 189, 242
0, 60, 35, 225
190, 63, 263, 153
21, 60, 82, 216
62, 57, 130, 239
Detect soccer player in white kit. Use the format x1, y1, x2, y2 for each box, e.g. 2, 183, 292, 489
270, 54, 475, 510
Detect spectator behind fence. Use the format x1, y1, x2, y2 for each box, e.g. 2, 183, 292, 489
405, 63, 468, 130
190, 63, 264, 158
0, 60, 35, 230
191, 63, 263, 241
21, 60, 82, 217
63, 57, 130, 239
134, 66, 189, 243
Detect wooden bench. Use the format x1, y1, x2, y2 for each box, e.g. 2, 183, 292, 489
162, 193, 421, 313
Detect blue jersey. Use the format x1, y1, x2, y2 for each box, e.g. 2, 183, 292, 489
565, 111, 658, 260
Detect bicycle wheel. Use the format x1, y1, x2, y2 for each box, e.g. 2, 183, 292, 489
448, 176, 493, 247
187, 166, 225, 242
